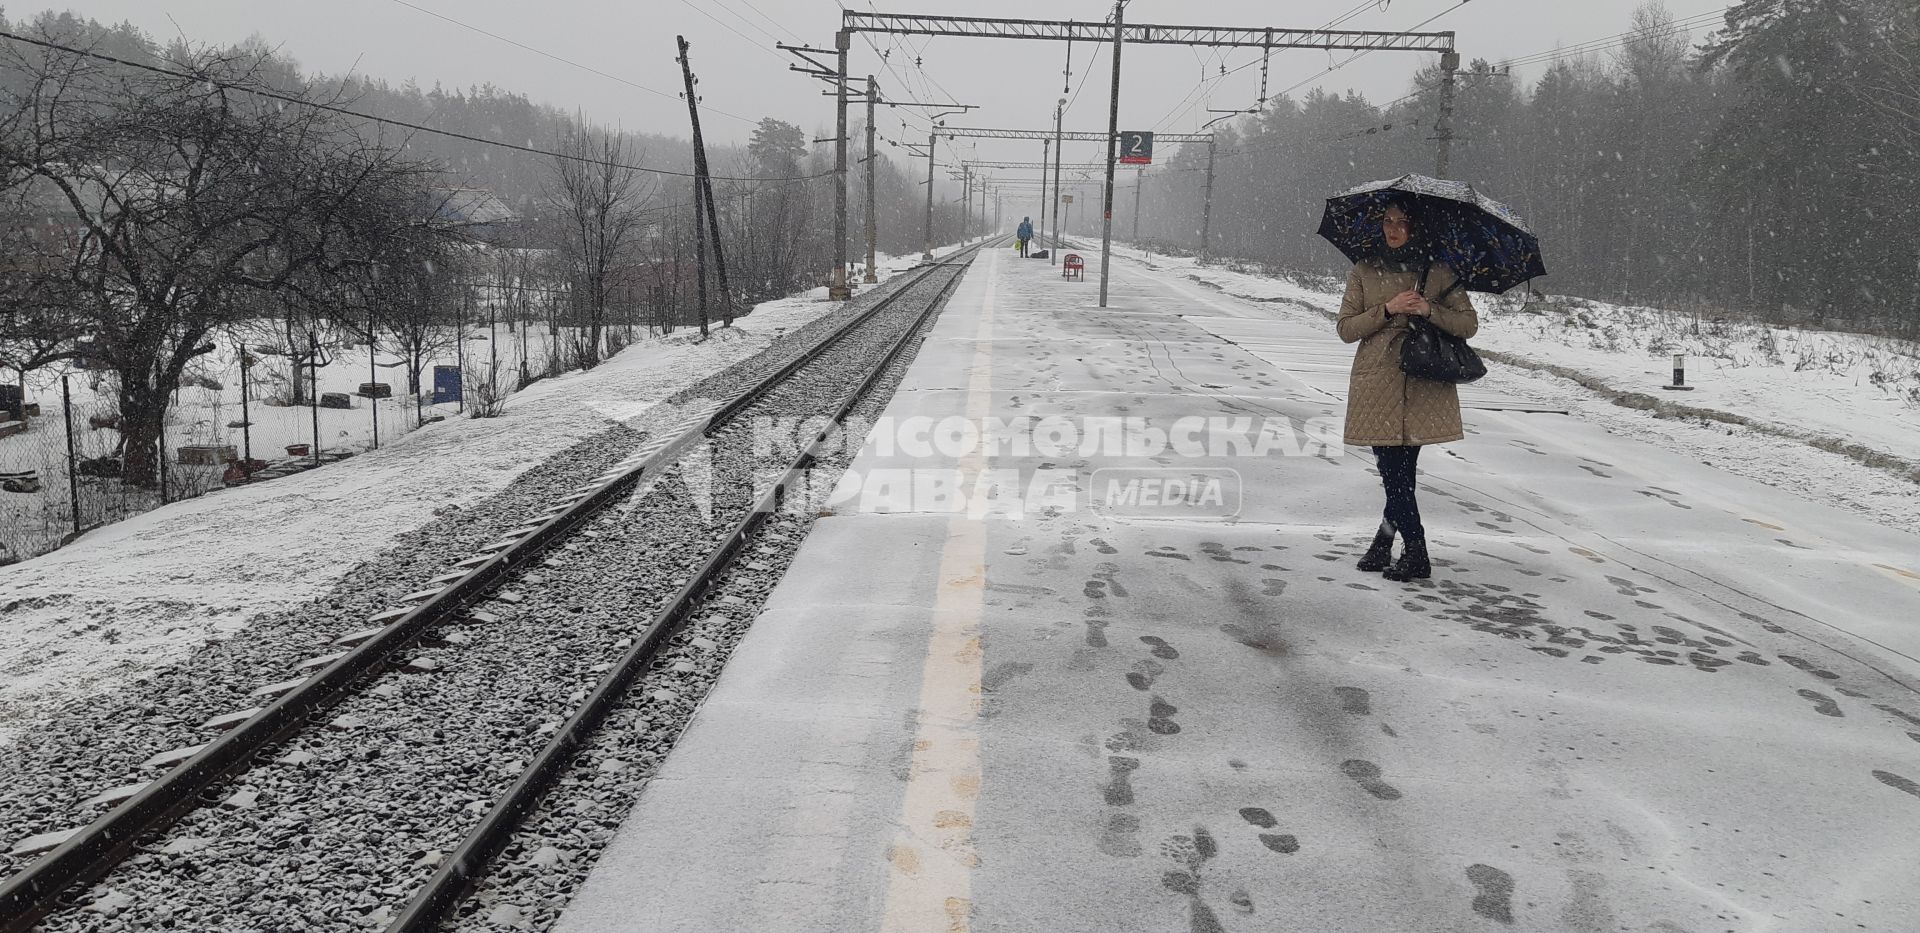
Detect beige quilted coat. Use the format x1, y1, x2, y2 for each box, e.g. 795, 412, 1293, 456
1337, 259, 1480, 446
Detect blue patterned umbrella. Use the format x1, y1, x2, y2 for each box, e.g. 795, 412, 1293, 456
1317, 174, 1546, 294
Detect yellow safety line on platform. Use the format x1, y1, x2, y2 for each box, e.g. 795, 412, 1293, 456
878, 250, 996, 933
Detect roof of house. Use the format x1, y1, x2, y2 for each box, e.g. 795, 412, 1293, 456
424, 187, 518, 227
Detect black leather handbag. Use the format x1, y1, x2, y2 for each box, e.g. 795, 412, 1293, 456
1400, 265, 1487, 384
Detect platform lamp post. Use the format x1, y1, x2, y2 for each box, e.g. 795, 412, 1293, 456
1050, 97, 1067, 264
922, 107, 977, 260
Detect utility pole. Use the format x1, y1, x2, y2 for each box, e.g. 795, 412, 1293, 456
691, 184, 708, 336
923, 126, 937, 259
1435, 49, 1460, 177
978, 175, 989, 235
864, 75, 879, 283
681, 37, 734, 326
1051, 98, 1065, 264
1098, 0, 1124, 308
829, 84, 968, 266
831, 29, 852, 300
961, 166, 971, 244
679, 36, 712, 336
1131, 167, 1143, 244
1199, 136, 1217, 263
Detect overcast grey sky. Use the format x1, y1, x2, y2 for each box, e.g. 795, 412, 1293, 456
44, 0, 1717, 170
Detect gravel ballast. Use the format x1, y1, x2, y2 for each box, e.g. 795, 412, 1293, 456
1, 252, 979, 932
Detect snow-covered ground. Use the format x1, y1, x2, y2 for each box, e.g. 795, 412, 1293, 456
0, 248, 942, 748
553, 242, 1920, 933
1110, 243, 1920, 532
1, 250, 951, 563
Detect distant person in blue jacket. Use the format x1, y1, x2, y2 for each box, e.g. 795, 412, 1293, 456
1017, 216, 1034, 257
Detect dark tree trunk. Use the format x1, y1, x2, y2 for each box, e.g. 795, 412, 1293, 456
115, 381, 167, 489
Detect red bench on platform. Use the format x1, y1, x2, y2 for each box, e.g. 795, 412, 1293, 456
1062, 253, 1085, 280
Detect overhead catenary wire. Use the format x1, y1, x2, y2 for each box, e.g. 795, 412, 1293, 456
1258, 0, 1478, 110
1149, 44, 1240, 133
1157, 0, 1400, 132
0, 28, 836, 184
836, 0, 971, 140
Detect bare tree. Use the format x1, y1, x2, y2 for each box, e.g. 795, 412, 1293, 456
0, 30, 438, 485
0, 198, 88, 393
377, 232, 468, 418
546, 126, 650, 368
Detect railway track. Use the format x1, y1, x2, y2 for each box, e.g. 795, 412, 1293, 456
0, 240, 997, 932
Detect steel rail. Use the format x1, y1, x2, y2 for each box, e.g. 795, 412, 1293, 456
387, 241, 988, 933
701, 243, 989, 430
0, 241, 994, 932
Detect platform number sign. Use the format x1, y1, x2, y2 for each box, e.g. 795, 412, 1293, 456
1119, 130, 1154, 165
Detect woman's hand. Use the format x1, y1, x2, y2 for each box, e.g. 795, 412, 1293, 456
1386, 290, 1431, 317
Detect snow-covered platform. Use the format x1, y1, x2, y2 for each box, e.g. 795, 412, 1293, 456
557, 248, 1920, 932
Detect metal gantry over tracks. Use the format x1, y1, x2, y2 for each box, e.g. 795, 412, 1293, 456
812, 8, 1463, 308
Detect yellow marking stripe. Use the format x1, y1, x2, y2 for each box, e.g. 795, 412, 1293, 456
879, 251, 997, 933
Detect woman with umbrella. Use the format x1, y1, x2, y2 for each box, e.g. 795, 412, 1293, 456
1321, 175, 1544, 582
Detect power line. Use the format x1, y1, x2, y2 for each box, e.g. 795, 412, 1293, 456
383, 0, 757, 125
675, 0, 792, 66
0, 28, 833, 184
736, 0, 806, 42
1497, 9, 1725, 69
1139, 4, 1740, 171
1190, 5, 1731, 161
700, 0, 792, 47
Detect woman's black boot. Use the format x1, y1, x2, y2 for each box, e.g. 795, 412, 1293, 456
1357, 523, 1395, 572
1383, 537, 1432, 582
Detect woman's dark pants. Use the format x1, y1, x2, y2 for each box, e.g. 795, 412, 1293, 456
1371, 445, 1424, 542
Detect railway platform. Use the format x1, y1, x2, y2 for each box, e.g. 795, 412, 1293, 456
556, 248, 1920, 932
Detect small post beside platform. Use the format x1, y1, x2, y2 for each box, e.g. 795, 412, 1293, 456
1662, 353, 1694, 391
